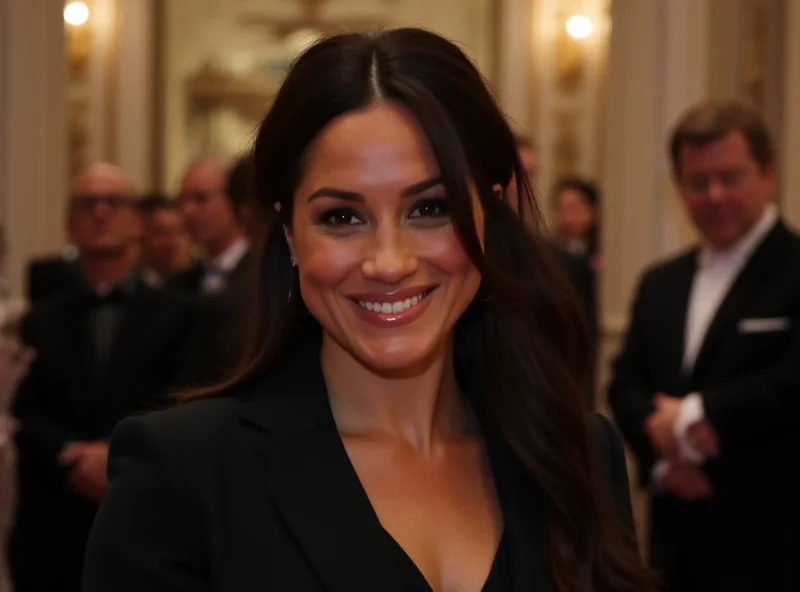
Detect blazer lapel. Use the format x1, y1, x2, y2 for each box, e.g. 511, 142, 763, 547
94, 283, 160, 418
689, 223, 788, 383
239, 334, 404, 592
62, 291, 94, 410
665, 254, 697, 386
100, 284, 157, 379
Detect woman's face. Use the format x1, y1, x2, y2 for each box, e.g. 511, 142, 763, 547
555, 188, 595, 241
286, 102, 483, 372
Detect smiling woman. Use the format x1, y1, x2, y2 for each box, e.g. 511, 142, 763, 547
287, 103, 483, 372
83, 28, 655, 592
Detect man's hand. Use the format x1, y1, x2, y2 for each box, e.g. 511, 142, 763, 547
688, 420, 720, 458
59, 441, 109, 502
645, 393, 682, 458
659, 462, 713, 501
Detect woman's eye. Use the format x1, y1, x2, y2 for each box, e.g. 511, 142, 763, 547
320, 208, 364, 226
409, 198, 448, 219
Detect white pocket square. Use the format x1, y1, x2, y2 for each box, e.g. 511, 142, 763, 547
738, 317, 792, 333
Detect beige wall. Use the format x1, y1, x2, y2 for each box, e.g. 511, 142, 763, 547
782, 0, 800, 230
0, 0, 68, 296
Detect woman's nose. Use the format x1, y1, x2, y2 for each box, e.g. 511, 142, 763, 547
361, 225, 418, 284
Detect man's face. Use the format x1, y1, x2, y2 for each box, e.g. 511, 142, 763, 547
141, 207, 186, 274
676, 130, 774, 250
179, 162, 239, 250
68, 170, 140, 255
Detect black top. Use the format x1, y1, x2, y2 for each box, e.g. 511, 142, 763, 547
83, 331, 636, 592
388, 529, 512, 592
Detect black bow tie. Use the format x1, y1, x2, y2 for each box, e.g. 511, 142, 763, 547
87, 287, 127, 308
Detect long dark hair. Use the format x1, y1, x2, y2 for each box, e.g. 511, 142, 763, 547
195, 28, 653, 592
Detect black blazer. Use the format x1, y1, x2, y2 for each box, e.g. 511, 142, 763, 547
84, 335, 635, 592
10, 280, 196, 590
26, 254, 82, 304
607, 220, 800, 589
165, 248, 253, 295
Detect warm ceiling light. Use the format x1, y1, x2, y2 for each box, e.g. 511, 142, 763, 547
64, 2, 90, 26
566, 14, 594, 39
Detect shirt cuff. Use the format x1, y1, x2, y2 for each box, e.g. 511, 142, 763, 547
674, 392, 705, 463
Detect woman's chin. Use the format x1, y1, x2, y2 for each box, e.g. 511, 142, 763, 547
353, 337, 442, 376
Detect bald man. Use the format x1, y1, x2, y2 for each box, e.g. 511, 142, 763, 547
9, 164, 195, 592
169, 157, 252, 295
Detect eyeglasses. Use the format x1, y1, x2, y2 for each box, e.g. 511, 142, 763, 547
70, 195, 135, 213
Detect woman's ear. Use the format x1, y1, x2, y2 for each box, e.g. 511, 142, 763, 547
275, 202, 297, 263
282, 225, 296, 264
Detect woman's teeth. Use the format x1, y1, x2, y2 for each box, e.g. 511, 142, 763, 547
357, 291, 429, 314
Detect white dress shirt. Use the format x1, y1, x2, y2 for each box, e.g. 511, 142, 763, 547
653, 204, 778, 483
201, 238, 250, 295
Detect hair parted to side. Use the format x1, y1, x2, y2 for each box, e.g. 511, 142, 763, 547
190, 28, 654, 592
669, 100, 774, 174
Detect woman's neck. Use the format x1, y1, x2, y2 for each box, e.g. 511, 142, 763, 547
321, 335, 472, 454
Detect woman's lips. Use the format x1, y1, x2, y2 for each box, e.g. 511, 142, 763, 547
348, 286, 437, 327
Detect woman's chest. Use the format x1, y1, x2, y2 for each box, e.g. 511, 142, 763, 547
343, 438, 504, 592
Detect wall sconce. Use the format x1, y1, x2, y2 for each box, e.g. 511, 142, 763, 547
64, 2, 90, 27
565, 15, 594, 40
64, 1, 91, 82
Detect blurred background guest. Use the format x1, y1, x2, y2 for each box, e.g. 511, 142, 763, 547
136, 194, 189, 288
168, 157, 251, 296
552, 176, 602, 272
9, 163, 194, 592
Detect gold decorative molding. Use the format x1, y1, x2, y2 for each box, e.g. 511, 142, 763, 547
68, 100, 91, 180
743, 0, 768, 109
65, 0, 93, 84
553, 110, 580, 179
239, 0, 390, 39
186, 63, 280, 120
553, 0, 587, 94
554, 30, 586, 93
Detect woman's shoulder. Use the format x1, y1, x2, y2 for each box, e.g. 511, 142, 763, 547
110, 389, 255, 467
133, 395, 242, 436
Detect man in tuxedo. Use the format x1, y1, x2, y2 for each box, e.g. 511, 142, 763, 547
26, 247, 82, 304
167, 157, 252, 295
9, 163, 194, 592
167, 157, 257, 387
608, 101, 800, 591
